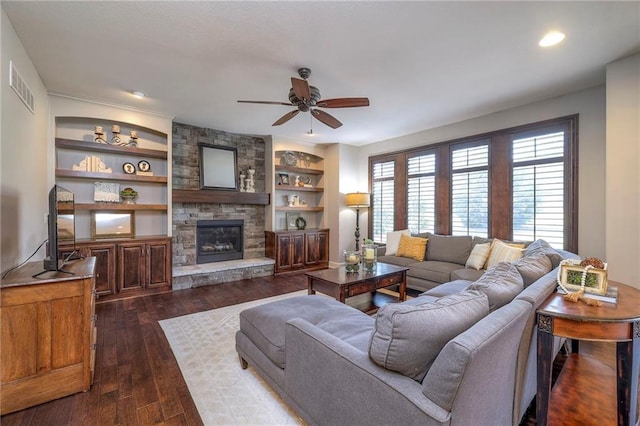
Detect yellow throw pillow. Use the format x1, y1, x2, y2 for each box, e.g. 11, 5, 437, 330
484, 239, 524, 269
396, 234, 428, 261
465, 243, 491, 270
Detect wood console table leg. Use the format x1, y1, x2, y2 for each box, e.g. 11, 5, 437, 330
616, 322, 640, 426
536, 314, 554, 426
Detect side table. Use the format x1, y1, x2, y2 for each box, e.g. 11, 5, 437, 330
536, 281, 640, 426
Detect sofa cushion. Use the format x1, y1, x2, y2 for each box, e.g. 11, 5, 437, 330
485, 239, 524, 269
407, 261, 462, 284
239, 295, 372, 368
377, 255, 417, 267
467, 262, 524, 311
396, 234, 428, 261
513, 253, 553, 287
385, 229, 411, 255
425, 234, 473, 265
423, 279, 472, 297
465, 242, 491, 270
368, 290, 490, 381
451, 268, 486, 282
524, 239, 563, 268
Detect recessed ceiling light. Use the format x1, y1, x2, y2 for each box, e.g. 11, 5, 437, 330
539, 31, 565, 47
131, 91, 145, 99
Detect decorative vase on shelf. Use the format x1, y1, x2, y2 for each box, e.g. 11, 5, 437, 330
344, 250, 360, 273
361, 244, 377, 272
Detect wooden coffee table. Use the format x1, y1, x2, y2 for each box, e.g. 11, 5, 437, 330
305, 262, 408, 310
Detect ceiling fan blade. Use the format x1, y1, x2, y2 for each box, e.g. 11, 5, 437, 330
316, 97, 370, 108
272, 110, 300, 126
291, 77, 311, 101
311, 109, 343, 129
238, 100, 292, 106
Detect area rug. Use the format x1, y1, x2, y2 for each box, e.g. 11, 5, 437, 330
159, 291, 307, 425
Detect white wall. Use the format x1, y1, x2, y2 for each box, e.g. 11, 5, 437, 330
357, 86, 606, 260
1, 9, 50, 270
605, 53, 640, 288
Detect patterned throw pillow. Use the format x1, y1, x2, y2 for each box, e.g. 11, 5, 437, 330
396, 234, 428, 261
484, 239, 524, 269
465, 242, 491, 270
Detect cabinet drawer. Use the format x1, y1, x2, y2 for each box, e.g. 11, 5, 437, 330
376, 273, 402, 288
348, 281, 375, 296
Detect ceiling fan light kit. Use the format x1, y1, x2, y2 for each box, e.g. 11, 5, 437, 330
238, 67, 370, 129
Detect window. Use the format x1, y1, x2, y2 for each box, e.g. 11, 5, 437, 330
367, 115, 577, 252
512, 131, 565, 248
451, 144, 489, 237
371, 160, 395, 243
407, 153, 435, 234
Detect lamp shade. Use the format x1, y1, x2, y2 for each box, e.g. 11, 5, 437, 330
345, 192, 370, 208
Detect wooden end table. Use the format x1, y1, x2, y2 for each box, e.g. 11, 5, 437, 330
305, 262, 408, 311
536, 281, 640, 426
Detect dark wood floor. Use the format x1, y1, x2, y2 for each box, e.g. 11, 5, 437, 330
0, 273, 620, 425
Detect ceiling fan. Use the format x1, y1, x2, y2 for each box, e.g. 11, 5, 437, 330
237, 67, 370, 129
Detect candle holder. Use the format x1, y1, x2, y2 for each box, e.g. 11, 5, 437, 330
111, 124, 121, 145
94, 125, 107, 144
361, 244, 377, 273
344, 250, 360, 273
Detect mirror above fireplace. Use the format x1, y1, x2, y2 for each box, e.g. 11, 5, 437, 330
199, 143, 238, 190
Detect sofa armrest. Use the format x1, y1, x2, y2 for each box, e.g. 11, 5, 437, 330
284, 318, 450, 425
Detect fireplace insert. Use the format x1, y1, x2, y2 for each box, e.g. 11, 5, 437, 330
196, 219, 243, 264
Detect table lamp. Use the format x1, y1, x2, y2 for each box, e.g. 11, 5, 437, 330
345, 192, 370, 251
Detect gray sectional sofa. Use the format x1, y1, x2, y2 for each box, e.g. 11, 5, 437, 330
235, 239, 575, 425
378, 233, 495, 292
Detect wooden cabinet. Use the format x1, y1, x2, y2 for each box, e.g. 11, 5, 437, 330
266, 229, 329, 274
0, 257, 96, 415
61, 236, 171, 302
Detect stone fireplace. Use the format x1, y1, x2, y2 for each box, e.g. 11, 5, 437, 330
171, 122, 274, 290
196, 219, 243, 264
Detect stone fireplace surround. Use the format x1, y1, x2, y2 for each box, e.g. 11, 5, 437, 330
171, 122, 274, 290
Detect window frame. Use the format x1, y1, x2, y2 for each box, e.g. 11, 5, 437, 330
367, 115, 578, 252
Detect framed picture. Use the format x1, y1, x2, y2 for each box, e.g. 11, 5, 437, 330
278, 173, 290, 186
91, 210, 135, 239
286, 212, 300, 230
199, 143, 238, 190
122, 162, 136, 174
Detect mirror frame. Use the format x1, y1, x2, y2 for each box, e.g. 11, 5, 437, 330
199, 143, 238, 190
91, 210, 135, 239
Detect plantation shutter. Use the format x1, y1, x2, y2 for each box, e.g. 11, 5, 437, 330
371, 161, 395, 243
512, 131, 565, 247
451, 144, 489, 237
407, 153, 436, 234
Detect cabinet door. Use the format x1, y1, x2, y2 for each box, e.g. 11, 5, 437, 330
146, 239, 171, 289
317, 230, 329, 263
85, 244, 116, 296
117, 243, 146, 292
291, 233, 305, 269
276, 234, 294, 272
305, 231, 320, 265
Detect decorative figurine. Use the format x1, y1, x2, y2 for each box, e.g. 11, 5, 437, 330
94, 125, 107, 144
128, 130, 138, 147
246, 168, 255, 193
111, 124, 121, 145
239, 171, 246, 192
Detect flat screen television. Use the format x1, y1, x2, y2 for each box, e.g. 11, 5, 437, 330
41, 184, 76, 273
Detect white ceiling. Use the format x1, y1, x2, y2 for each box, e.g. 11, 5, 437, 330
3, 1, 639, 146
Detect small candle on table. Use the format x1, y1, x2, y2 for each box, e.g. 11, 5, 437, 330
347, 254, 357, 263
364, 248, 375, 260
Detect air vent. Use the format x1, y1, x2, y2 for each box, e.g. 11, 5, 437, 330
9, 61, 35, 113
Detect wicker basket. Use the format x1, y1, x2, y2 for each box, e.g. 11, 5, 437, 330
560, 262, 608, 295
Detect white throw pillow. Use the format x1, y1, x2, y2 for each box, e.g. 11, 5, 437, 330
385, 229, 411, 255
484, 239, 524, 269
465, 243, 491, 270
